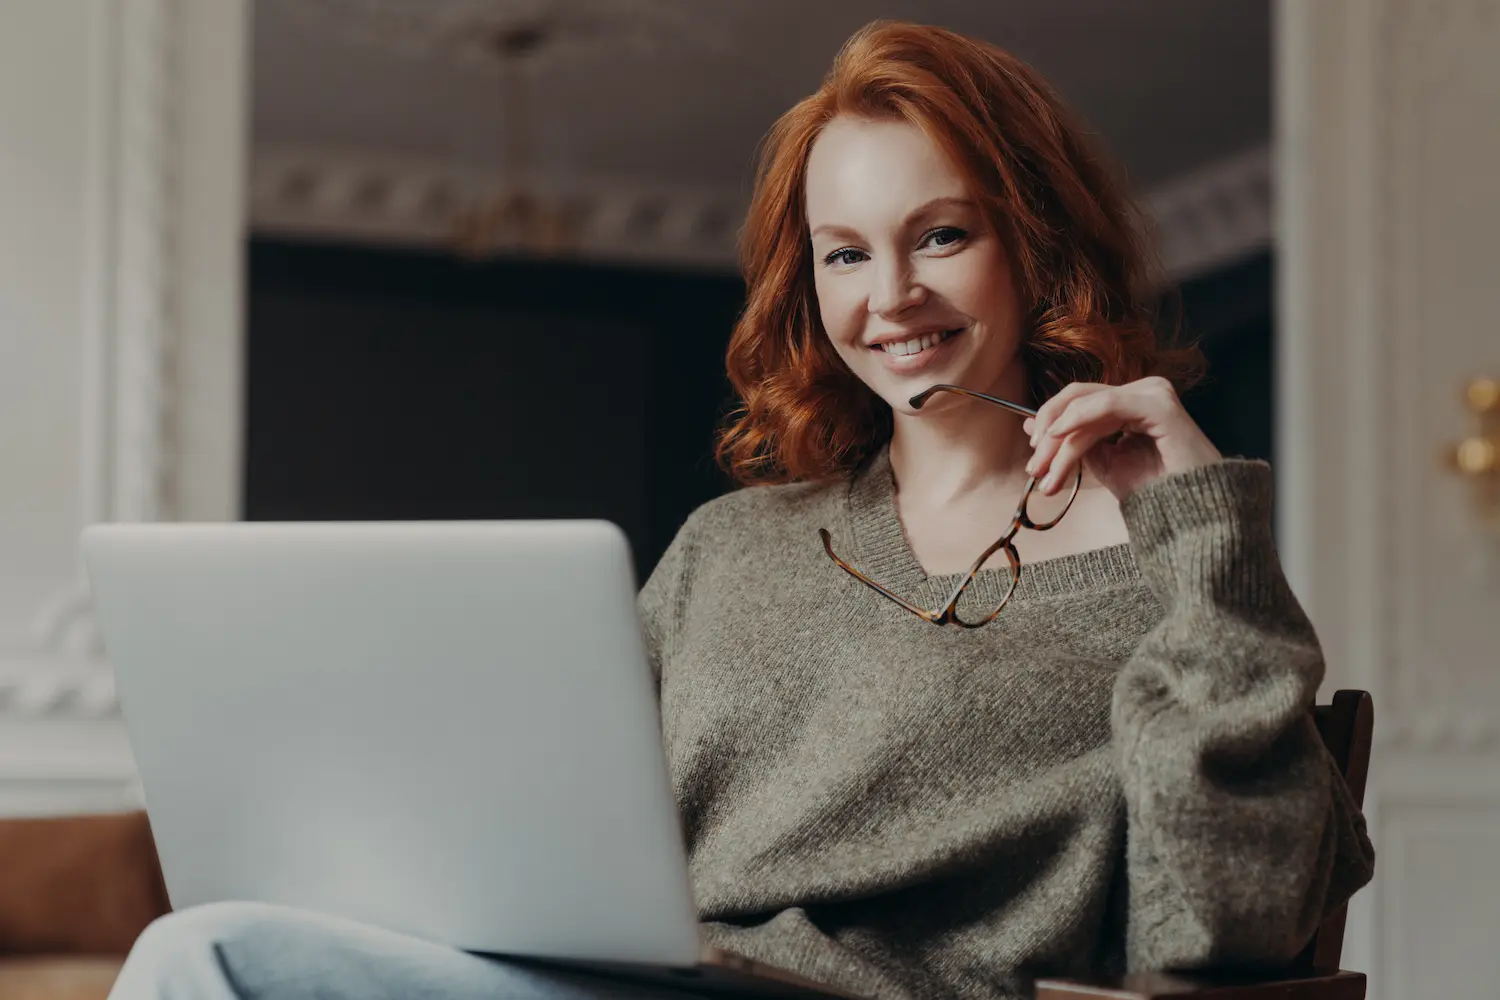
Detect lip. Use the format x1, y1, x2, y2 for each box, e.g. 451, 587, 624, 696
869, 325, 965, 375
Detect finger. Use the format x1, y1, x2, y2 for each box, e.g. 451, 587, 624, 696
1049, 378, 1183, 443
1026, 420, 1067, 479
1029, 382, 1106, 446
1027, 387, 1121, 479
1045, 388, 1134, 440
1039, 421, 1126, 494
1034, 416, 1122, 491
1026, 384, 1108, 477
1030, 382, 1103, 444
1036, 384, 1174, 491
1031, 378, 1191, 487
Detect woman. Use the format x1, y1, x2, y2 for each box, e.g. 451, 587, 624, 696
110, 20, 1374, 1000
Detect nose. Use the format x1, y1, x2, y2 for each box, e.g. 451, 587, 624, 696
867, 258, 926, 318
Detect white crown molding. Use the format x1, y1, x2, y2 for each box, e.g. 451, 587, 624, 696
249, 145, 746, 270
1143, 144, 1273, 283
250, 142, 1271, 281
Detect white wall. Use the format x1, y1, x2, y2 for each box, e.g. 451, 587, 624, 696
1276, 1, 1500, 996
0, 0, 246, 817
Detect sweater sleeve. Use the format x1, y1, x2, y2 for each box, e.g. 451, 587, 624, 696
637, 505, 705, 695
1113, 459, 1376, 971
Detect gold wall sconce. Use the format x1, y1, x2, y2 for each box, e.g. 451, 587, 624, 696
1447, 377, 1500, 529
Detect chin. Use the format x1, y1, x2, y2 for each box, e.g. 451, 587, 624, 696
868, 373, 957, 416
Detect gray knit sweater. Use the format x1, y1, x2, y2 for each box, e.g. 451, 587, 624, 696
637, 451, 1375, 1000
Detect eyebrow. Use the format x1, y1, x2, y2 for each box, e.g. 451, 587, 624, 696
809, 195, 977, 241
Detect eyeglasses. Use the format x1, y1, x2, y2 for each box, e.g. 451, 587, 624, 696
818, 384, 1082, 628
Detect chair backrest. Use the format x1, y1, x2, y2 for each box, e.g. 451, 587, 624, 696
1291, 689, 1374, 973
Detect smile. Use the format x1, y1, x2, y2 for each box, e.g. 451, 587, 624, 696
874, 328, 963, 357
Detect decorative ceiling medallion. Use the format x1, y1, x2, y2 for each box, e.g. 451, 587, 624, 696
284, 0, 723, 73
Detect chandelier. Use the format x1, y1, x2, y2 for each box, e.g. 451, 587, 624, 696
284, 0, 729, 259
450, 21, 574, 258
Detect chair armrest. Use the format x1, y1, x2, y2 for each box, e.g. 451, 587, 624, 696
0, 811, 169, 955
1035, 969, 1365, 1000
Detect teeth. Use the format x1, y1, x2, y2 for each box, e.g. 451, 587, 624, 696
881, 329, 956, 356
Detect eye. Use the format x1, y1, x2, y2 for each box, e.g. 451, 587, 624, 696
822, 247, 868, 267
920, 226, 968, 250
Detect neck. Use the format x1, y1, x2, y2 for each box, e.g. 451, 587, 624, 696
886, 367, 1033, 505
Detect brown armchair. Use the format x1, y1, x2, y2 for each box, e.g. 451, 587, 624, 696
0, 808, 168, 999
1036, 689, 1374, 1000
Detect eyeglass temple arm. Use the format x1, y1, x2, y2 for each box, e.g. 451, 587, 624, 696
909, 384, 1038, 418
817, 529, 947, 623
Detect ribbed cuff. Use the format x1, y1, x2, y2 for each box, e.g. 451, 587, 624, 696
1121, 459, 1272, 548
1118, 459, 1283, 612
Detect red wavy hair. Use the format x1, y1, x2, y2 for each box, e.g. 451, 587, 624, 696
716, 20, 1201, 486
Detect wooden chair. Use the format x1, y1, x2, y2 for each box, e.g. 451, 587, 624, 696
1036, 690, 1374, 1000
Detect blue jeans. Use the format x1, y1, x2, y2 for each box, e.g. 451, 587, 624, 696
107, 901, 713, 999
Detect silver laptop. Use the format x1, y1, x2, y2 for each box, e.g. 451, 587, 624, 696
81, 521, 857, 999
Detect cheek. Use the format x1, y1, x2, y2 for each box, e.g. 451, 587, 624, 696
955, 250, 1023, 335
812, 273, 864, 347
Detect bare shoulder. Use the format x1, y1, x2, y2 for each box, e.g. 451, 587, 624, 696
1073, 485, 1131, 545
1016, 482, 1130, 563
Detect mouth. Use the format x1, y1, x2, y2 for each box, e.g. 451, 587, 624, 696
871, 327, 964, 357
869, 326, 965, 372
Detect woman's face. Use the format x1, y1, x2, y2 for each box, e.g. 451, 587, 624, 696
805, 116, 1027, 414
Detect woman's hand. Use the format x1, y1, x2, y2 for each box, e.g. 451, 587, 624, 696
1022, 376, 1222, 501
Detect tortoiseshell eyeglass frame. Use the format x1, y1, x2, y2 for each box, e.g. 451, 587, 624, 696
818, 384, 1083, 629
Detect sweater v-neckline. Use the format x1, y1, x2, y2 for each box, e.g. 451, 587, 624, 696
845, 446, 1142, 604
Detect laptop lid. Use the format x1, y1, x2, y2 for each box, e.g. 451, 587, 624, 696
81, 520, 701, 967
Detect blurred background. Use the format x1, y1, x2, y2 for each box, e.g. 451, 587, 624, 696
245, 0, 1276, 579
2, 3, 1498, 999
